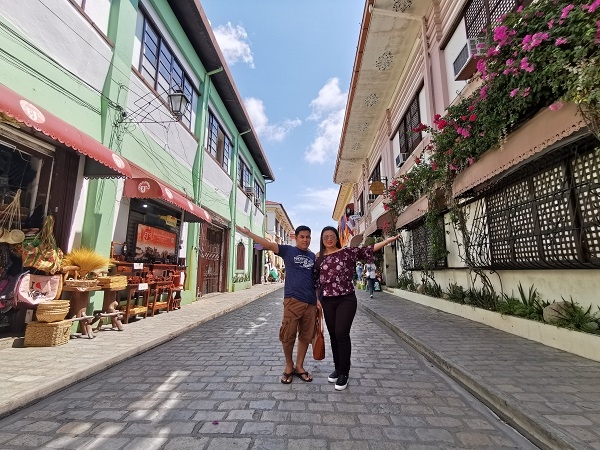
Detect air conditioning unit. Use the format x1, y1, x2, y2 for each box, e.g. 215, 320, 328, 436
453, 37, 487, 81
244, 186, 254, 197
396, 153, 409, 168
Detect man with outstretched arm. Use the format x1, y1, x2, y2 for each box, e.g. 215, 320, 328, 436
239, 225, 317, 384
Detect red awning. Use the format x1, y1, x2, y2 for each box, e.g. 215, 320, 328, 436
0, 83, 131, 178
124, 165, 211, 223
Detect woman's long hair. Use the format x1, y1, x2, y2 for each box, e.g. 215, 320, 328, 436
319, 226, 341, 256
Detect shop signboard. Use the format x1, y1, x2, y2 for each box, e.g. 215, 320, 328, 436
136, 224, 177, 260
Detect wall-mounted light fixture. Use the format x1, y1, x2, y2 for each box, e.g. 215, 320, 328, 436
119, 89, 192, 125
167, 89, 189, 118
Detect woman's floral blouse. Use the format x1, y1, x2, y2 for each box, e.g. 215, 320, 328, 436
315, 246, 374, 297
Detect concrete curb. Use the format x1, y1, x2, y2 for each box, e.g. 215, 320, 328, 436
359, 302, 581, 450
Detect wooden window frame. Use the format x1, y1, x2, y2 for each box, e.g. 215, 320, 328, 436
395, 93, 422, 157
138, 8, 198, 131
236, 241, 245, 271
206, 111, 232, 174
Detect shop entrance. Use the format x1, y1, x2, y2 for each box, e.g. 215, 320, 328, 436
198, 224, 225, 295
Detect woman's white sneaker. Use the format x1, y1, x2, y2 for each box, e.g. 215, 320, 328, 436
335, 374, 349, 390
328, 370, 339, 383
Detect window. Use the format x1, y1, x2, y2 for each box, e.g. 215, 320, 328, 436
254, 182, 264, 208
405, 219, 448, 270
70, 0, 112, 35
369, 161, 382, 183
484, 137, 600, 269
137, 9, 199, 131
207, 112, 231, 173
368, 159, 382, 202
238, 159, 251, 190
236, 242, 245, 270
396, 93, 422, 157
357, 192, 365, 216
465, 0, 531, 38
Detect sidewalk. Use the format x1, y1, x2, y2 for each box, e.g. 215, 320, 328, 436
0, 283, 283, 420
359, 288, 600, 450
1, 283, 599, 449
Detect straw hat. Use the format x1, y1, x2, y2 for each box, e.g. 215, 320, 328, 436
0, 229, 25, 244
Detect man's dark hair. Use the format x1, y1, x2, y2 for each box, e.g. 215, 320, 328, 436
295, 225, 311, 235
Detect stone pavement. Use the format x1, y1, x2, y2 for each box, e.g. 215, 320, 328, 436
361, 288, 600, 450
0, 283, 283, 419
0, 289, 537, 449
0, 283, 598, 449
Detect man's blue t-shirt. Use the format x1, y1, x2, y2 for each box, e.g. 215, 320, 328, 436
277, 244, 316, 304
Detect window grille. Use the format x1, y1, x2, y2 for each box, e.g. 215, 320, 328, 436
465, 0, 531, 38
406, 219, 448, 270
484, 137, 600, 269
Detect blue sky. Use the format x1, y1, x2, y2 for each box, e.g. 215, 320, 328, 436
201, 1, 364, 251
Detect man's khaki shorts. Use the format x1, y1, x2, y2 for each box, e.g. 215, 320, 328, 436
279, 297, 317, 347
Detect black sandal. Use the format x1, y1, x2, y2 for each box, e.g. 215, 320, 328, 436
281, 371, 294, 384
293, 369, 313, 382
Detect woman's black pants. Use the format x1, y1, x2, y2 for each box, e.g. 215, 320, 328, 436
321, 293, 357, 375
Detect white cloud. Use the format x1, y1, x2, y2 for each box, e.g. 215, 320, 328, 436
212, 22, 255, 68
305, 78, 348, 164
245, 97, 301, 142
304, 108, 345, 164
295, 187, 339, 212
308, 78, 347, 121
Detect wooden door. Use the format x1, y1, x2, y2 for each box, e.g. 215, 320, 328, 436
198, 224, 224, 295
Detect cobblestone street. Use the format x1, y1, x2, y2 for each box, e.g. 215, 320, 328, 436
0, 290, 536, 449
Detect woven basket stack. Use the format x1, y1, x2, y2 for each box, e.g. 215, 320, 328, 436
25, 300, 72, 347
36, 300, 70, 323
64, 279, 98, 288
24, 320, 71, 347
96, 275, 128, 290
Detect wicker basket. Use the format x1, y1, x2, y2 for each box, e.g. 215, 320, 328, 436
36, 300, 70, 323
24, 320, 71, 347
64, 279, 98, 288
96, 275, 128, 289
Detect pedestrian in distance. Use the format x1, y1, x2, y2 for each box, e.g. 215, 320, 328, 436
239, 225, 317, 384
314, 226, 399, 391
364, 261, 377, 298
355, 261, 363, 286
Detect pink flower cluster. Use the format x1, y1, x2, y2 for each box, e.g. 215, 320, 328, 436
561, 4, 575, 19
520, 57, 535, 72
522, 32, 549, 51
493, 26, 516, 47
509, 86, 531, 98
433, 114, 448, 130
583, 0, 600, 13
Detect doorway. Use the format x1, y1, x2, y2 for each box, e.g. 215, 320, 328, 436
198, 224, 225, 295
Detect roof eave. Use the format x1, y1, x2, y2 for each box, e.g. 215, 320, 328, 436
167, 0, 275, 181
